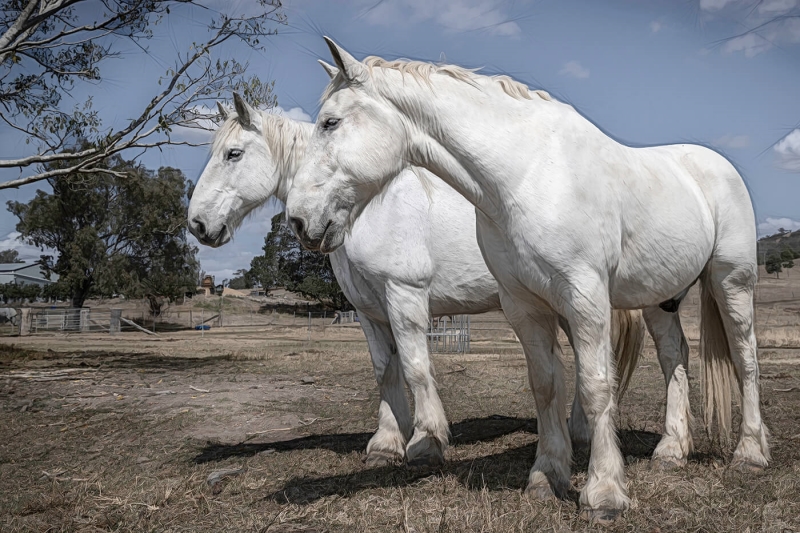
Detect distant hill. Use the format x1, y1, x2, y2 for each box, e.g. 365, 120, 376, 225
757, 229, 800, 264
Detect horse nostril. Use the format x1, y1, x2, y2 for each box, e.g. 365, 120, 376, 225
192, 217, 206, 237
288, 216, 305, 237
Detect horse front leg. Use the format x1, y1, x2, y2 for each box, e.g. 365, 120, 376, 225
642, 305, 694, 470
359, 314, 412, 467
385, 281, 450, 468
565, 279, 630, 524
500, 288, 572, 500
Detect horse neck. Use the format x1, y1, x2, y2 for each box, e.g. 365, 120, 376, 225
376, 70, 554, 217
260, 112, 314, 204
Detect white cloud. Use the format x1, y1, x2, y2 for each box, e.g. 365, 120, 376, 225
267, 106, 312, 123
774, 129, 800, 172
650, 21, 662, 33
0, 231, 56, 262
758, 216, 800, 237
357, 0, 523, 37
699, 0, 742, 11
559, 60, 590, 79
722, 32, 774, 57
699, 0, 800, 57
713, 134, 750, 149
758, 0, 799, 14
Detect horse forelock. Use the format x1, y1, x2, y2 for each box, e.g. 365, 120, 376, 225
210, 116, 244, 158
209, 110, 310, 194
320, 54, 552, 103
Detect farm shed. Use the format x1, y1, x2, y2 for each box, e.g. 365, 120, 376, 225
0, 262, 59, 287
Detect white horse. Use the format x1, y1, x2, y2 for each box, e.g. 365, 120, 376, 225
187, 91, 646, 468
284, 38, 770, 523
0, 307, 18, 326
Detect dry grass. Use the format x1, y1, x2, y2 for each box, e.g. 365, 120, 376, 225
1, 276, 800, 532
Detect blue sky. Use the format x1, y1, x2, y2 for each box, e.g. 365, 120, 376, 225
2, 0, 800, 281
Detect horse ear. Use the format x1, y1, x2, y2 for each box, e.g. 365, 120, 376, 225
323, 36, 367, 84
317, 59, 339, 80
232, 92, 251, 127
216, 101, 228, 120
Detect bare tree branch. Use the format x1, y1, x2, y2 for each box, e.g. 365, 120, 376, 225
0, 0, 285, 190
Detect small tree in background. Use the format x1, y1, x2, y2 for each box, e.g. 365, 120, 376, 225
249, 213, 350, 309
765, 254, 783, 278
781, 248, 795, 276
228, 269, 253, 290
0, 250, 24, 263
0, 282, 41, 303
249, 213, 291, 295
8, 152, 199, 309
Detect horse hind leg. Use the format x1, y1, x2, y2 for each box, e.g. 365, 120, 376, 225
566, 310, 646, 449
642, 305, 694, 470
360, 315, 412, 467
385, 281, 449, 469
701, 263, 770, 471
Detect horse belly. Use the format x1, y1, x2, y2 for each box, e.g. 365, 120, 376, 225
610, 233, 712, 309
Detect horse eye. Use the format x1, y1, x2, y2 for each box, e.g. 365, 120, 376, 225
322, 118, 340, 130
227, 149, 243, 161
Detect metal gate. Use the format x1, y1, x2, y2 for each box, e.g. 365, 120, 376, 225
427, 315, 470, 353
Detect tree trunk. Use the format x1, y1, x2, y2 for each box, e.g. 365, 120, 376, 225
71, 294, 86, 308
71, 282, 90, 308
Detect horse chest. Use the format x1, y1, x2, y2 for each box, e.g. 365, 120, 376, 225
474, 213, 559, 301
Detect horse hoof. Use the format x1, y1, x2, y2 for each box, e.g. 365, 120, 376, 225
405, 452, 444, 470
365, 450, 402, 468
650, 456, 685, 471
730, 459, 766, 474
524, 481, 556, 501
580, 507, 623, 526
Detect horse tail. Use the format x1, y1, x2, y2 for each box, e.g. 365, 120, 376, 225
610, 309, 646, 400
699, 276, 739, 446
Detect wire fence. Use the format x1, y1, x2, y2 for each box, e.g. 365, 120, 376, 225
0, 300, 527, 355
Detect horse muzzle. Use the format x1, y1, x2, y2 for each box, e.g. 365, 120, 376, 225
189, 217, 230, 248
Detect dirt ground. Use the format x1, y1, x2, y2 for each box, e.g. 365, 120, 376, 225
1, 275, 800, 532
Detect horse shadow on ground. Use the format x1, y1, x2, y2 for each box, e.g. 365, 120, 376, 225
193, 414, 538, 463
193, 414, 661, 504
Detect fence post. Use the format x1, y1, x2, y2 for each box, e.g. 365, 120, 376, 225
218, 309, 223, 327
19, 308, 31, 336
79, 308, 90, 332
110, 309, 122, 334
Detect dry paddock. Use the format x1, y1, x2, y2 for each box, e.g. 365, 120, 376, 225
1, 276, 800, 532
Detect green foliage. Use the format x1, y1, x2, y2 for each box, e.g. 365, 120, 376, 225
0, 249, 23, 263
757, 231, 800, 264
765, 254, 783, 278
7, 150, 199, 308
228, 269, 253, 290
0, 283, 42, 303
781, 248, 795, 270
249, 213, 350, 309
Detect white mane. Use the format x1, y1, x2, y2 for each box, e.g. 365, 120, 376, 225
211, 110, 311, 193
322, 55, 552, 103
